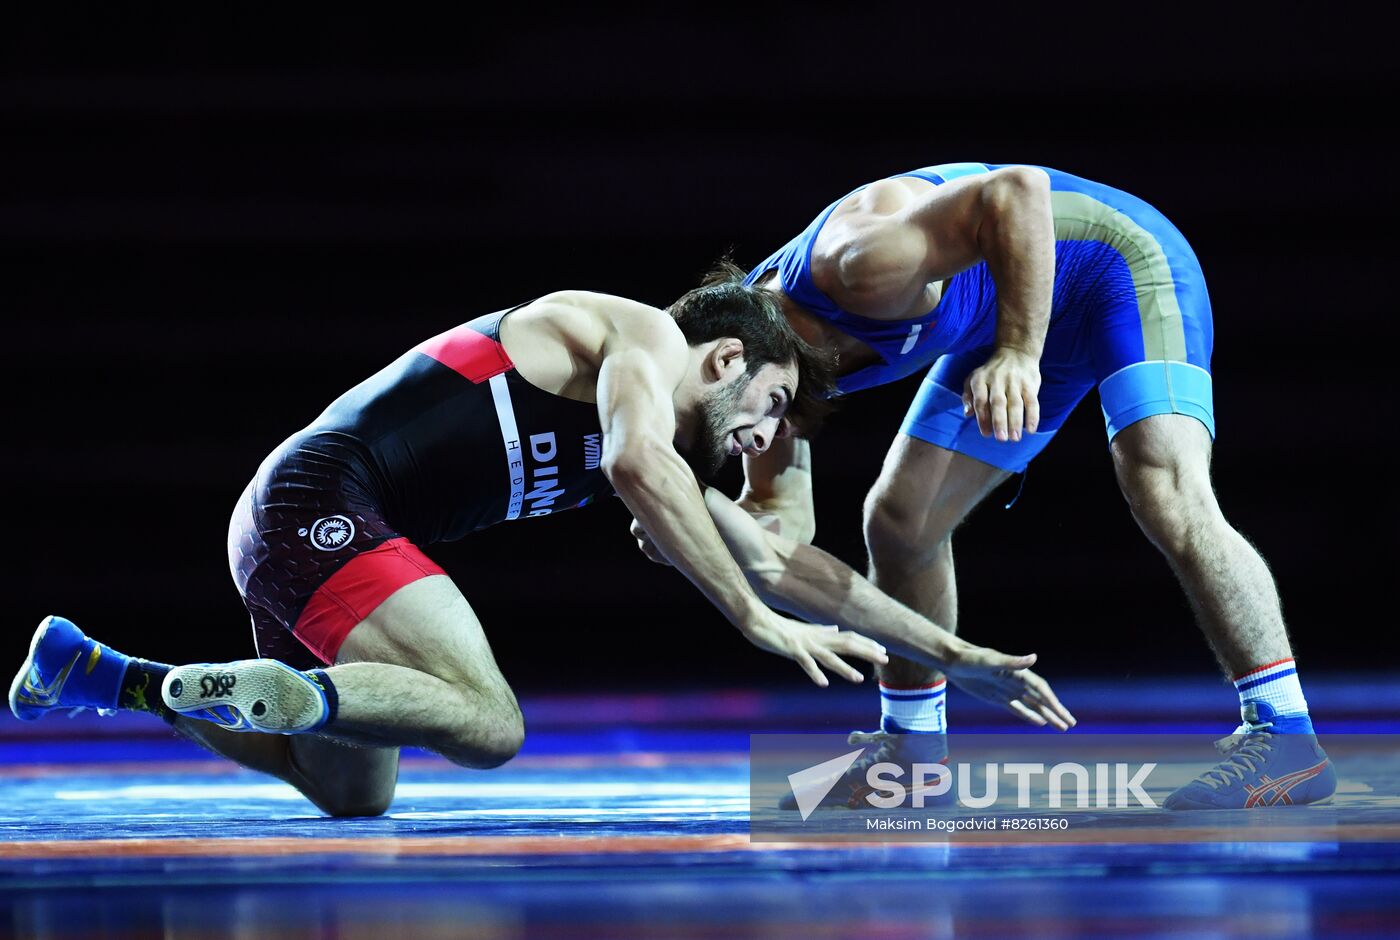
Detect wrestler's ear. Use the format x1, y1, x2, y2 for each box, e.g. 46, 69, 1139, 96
707, 338, 746, 382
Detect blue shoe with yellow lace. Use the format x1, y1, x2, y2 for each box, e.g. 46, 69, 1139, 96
1165, 701, 1336, 809
9, 615, 131, 720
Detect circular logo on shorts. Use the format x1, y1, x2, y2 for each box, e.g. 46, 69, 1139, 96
309, 515, 356, 551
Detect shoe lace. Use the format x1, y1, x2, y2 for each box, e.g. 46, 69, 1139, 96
1194, 718, 1276, 790
828, 731, 899, 805
847, 730, 899, 769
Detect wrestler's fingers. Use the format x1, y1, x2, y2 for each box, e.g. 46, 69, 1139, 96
963, 374, 989, 423
1008, 700, 1048, 727
797, 651, 828, 688
1008, 392, 1025, 442
813, 647, 865, 685
1027, 697, 1071, 731
1024, 671, 1075, 728
989, 388, 1010, 442
1024, 389, 1041, 434
826, 631, 888, 665
973, 382, 994, 436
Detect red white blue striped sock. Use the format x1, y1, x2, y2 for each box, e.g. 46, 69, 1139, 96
879, 679, 947, 734
1234, 658, 1308, 717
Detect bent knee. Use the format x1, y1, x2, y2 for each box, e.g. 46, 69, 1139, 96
441, 698, 525, 769
863, 489, 952, 565
1118, 468, 1227, 556
476, 714, 526, 769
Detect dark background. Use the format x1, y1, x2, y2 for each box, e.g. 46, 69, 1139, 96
4, 8, 1394, 692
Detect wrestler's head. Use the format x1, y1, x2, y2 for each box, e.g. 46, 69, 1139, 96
669, 263, 836, 481
680, 361, 791, 481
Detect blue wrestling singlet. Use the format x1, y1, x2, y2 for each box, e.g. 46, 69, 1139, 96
744, 162, 1216, 472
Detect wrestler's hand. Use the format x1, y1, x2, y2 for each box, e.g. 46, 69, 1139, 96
962, 347, 1041, 442
629, 516, 672, 566
940, 645, 1075, 730
744, 614, 889, 688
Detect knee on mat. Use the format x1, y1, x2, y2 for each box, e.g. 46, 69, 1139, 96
316, 782, 396, 818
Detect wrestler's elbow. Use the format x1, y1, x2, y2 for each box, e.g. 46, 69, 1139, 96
599, 449, 637, 487
600, 434, 675, 488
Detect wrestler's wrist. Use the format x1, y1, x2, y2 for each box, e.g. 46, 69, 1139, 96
727, 597, 771, 633
993, 341, 1042, 362
934, 635, 974, 667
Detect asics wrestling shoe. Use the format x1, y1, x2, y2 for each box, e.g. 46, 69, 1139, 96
1164, 701, 1336, 809
9, 615, 130, 720
780, 730, 951, 810
161, 659, 332, 734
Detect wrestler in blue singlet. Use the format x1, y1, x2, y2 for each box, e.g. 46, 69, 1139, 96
745, 162, 1215, 472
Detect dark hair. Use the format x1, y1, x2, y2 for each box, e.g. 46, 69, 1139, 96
667, 260, 837, 435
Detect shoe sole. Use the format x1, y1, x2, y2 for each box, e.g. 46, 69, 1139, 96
162, 660, 327, 734
8, 615, 57, 721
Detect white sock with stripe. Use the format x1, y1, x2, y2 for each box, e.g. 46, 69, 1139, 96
879, 679, 947, 734
1234, 658, 1308, 716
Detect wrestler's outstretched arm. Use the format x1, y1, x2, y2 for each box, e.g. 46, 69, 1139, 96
695, 486, 1076, 730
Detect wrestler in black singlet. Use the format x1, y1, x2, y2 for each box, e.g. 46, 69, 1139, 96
228, 305, 616, 667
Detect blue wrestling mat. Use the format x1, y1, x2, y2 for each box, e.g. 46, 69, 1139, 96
2, 676, 1398, 939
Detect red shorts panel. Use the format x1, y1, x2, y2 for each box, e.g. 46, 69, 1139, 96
228, 432, 446, 668
292, 537, 445, 664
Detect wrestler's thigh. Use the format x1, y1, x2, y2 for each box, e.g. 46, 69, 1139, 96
335, 574, 512, 698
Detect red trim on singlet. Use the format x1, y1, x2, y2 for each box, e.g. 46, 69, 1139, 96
292, 537, 446, 664
416, 325, 513, 383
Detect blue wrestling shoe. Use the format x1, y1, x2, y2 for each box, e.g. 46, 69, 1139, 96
161, 659, 332, 734
780, 731, 950, 810
1164, 701, 1336, 809
9, 615, 131, 721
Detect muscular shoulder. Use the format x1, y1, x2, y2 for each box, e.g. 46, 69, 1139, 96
521, 290, 686, 360
501, 291, 686, 401
809, 172, 1027, 317
808, 179, 934, 312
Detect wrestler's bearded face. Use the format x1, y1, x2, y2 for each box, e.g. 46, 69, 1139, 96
683, 374, 748, 484
683, 360, 795, 483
